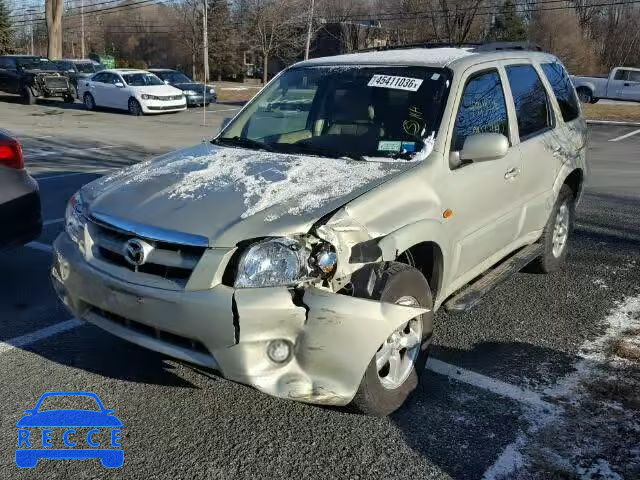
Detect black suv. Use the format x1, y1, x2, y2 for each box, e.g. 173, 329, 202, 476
0, 55, 75, 104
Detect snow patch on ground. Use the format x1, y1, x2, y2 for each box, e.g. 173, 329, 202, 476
485, 295, 640, 480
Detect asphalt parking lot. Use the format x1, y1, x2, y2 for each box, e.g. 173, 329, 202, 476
1, 100, 639, 479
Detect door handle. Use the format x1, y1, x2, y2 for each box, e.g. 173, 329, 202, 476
504, 167, 520, 180
624, 82, 631, 87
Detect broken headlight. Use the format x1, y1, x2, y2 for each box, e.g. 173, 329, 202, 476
64, 191, 87, 247
234, 237, 337, 288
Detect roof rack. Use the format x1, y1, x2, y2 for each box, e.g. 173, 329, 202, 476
359, 41, 542, 53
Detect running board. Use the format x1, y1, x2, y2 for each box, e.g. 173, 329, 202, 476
443, 244, 543, 313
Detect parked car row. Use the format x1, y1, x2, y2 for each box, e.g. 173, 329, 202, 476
0, 55, 217, 115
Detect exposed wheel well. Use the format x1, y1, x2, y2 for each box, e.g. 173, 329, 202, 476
563, 169, 584, 199
397, 241, 443, 301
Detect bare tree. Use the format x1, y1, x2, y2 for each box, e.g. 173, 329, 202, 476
175, 0, 203, 79
244, 0, 306, 83
45, 0, 64, 58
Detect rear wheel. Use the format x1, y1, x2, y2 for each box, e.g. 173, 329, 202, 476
528, 185, 575, 273
576, 87, 593, 104
128, 98, 143, 116
63, 94, 75, 103
83, 93, 95, 110
350, 262, 434, 416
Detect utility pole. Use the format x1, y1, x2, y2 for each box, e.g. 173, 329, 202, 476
304, 0, 315, 60
202, 0, 208, 126
81, 0, 85, 58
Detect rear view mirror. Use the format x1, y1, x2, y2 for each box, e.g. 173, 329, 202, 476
459, 133, 509, 164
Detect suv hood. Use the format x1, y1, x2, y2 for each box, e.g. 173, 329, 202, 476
82, 144, 415, 246
23, 69, 61, 75
173, 82, 213, 92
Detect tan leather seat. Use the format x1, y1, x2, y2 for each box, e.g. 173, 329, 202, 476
327, 93, 380, 136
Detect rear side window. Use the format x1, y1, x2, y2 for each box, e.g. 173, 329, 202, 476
506, 65, 553, 140
451, 70, 509, 152
92, 72, 108, 83
629, 71, 640, 82
541, 62, 580, 122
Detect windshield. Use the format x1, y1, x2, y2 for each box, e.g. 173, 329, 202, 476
157, 71, 192, 83
218, 65, 450, 160
76, 62, 98, 74
16, 57, 52, 70
122, 72, 164, 86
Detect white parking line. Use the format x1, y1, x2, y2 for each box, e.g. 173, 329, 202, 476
27, 145, 118, 158
43, 218, 64, 226
608, 128, 640, 142
0, 319, 83, 355
25, 241, 53, 252
426, 358, 554, 410
208, 107, 240, 113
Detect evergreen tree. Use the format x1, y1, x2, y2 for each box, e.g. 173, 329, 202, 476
0, 0, 13, 54
490, 0, 527, 42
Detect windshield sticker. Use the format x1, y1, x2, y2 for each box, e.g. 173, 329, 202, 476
368, 75, 424, 92
401, 142, 416, 153
403, 105, 424, 137
378, 141, 402, 152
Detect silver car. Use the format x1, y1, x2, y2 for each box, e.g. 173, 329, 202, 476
52, 46, 587, 415
0, 130, 41, 249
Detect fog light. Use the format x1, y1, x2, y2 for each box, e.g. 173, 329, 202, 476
267, 339, 292, 363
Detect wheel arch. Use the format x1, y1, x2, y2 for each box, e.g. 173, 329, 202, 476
563, 168, 584, 200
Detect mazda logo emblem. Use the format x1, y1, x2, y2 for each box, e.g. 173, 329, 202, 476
123, 238, 152, 267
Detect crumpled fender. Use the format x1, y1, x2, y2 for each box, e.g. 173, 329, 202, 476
215, 286, 427, 405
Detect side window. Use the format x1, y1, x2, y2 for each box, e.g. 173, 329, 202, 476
92, 72, 107, 83
613, 70, 629, 81
541, 62, 580, 123
629, 71, 640, 82
0, 57, 16, 69
505, 64, 553, 141
451, 70, 509, 152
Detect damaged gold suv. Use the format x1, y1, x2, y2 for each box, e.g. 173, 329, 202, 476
52, 45, 587, 415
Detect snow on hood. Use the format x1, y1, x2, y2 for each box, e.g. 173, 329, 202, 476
86, 144, 408, 222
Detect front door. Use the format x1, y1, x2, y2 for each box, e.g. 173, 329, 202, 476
444, 67, 523, 279
620, 70, 640, 102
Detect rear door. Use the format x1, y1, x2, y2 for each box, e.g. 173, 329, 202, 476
86, 72, 108, 105
620, 70, 640, 101
503, 62, 560, 238
445, 66, 524, 279
0, 57, 19, 93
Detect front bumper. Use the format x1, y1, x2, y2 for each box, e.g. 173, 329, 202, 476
185, 93, 216, 106
51, 233, 424, 405
140, 99, 186, 114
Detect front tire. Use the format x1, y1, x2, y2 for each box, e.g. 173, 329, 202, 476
21, 87, 36, 105
128, 98, 143, 116
350, 262, 434, 416
528, 184, 575, 273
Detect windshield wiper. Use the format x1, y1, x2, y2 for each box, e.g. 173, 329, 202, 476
272, 142, 367, 161
213, 136, 275, 152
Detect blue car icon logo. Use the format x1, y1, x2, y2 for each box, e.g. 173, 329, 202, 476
16, 391, 123, 468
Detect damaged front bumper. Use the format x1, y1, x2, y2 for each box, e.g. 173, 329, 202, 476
51, 233, 425, 406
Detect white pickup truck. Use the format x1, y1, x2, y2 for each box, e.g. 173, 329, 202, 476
571, 67, 640, 103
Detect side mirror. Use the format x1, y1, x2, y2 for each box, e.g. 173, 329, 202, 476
67, 69, 75, 73
164, 80, 170, 85
114, 82, 125, 88
453, 133, 509, 168
23, 409, 35, 414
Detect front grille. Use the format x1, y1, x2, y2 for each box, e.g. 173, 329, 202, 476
88, 219, 206, 288
88, 306, 210, 355
43, 76, 69, 89
158, 95, 184, 101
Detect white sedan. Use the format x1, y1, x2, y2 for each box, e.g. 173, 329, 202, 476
78, 69, 187, 115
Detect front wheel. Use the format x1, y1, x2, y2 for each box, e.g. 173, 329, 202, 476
128, 98, 143, 116
21, 87, 36, 105
350, 262, 434, 416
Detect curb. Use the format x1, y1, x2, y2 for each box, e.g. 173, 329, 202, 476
586, 119, 640, 127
